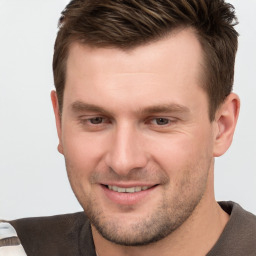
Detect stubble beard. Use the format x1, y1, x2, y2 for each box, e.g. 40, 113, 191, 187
87, 193, 204, 246
72, 167, 210, 246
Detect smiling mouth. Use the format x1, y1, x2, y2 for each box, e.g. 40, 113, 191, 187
105, 185, 156, 193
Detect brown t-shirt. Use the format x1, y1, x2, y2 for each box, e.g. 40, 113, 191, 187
206, 201, 256, 256
10, 201, 256, 256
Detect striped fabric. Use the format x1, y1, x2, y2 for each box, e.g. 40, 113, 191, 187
0, 221, 27, 256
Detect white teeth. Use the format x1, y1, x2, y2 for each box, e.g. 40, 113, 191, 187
107, 185, 151, 193
135, 186, 141, 192
117, 187, 126, 193
112, 186, 118, 192
125, 187, 136, 193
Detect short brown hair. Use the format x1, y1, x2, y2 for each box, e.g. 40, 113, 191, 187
53, 0, 238, 121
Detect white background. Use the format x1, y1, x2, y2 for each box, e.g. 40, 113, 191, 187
0, 0, 255, 220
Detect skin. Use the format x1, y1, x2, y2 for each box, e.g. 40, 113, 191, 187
51, 28, 240, 256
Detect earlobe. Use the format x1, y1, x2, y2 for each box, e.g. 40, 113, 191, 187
213, 93, 240, 157
50, 90, 64, 155
57, 144, 64, 154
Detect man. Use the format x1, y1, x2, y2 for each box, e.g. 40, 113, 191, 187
2, 0, 256, 255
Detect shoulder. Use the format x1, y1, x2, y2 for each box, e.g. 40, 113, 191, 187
8, 212, 93, 256
10, 211, 87, 236
208, 201, 256, 256
220, 201, 256, 235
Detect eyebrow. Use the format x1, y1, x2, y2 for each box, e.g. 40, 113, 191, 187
71, 101, 111, 116
138, 104, 190, 115
70, 101, 190, 116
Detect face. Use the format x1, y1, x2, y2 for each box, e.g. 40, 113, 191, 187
54, 29, 216, 246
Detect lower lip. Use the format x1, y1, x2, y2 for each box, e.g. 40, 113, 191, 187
101, 185, 157, 205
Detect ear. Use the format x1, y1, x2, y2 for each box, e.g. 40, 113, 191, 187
213, 93, 240, 157
51, 90, 64, 154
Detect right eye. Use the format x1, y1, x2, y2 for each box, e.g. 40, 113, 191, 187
88, 117, 104, 124
78, 116, 112, 131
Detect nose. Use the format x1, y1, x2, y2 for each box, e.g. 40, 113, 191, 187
105, 123, 148, 176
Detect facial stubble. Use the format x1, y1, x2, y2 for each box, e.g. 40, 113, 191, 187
66, 159, 211, 247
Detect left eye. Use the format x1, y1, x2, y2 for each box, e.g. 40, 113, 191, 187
89, 117, 104, 124
152, 118, 170, 125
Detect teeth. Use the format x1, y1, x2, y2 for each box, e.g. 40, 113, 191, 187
125, 187, 136, 193
135, 186, 141, 192
108, 185, 151, 193
118, 187, 126, 193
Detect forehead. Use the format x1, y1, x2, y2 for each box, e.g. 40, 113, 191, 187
67, 28, 203, 73
64, 28, 206, 113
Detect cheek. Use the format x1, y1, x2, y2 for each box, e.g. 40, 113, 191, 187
61, 125, 106, 173
149, 129, 214, 179
156, 136, 213, 207
62, 133, 101, 207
